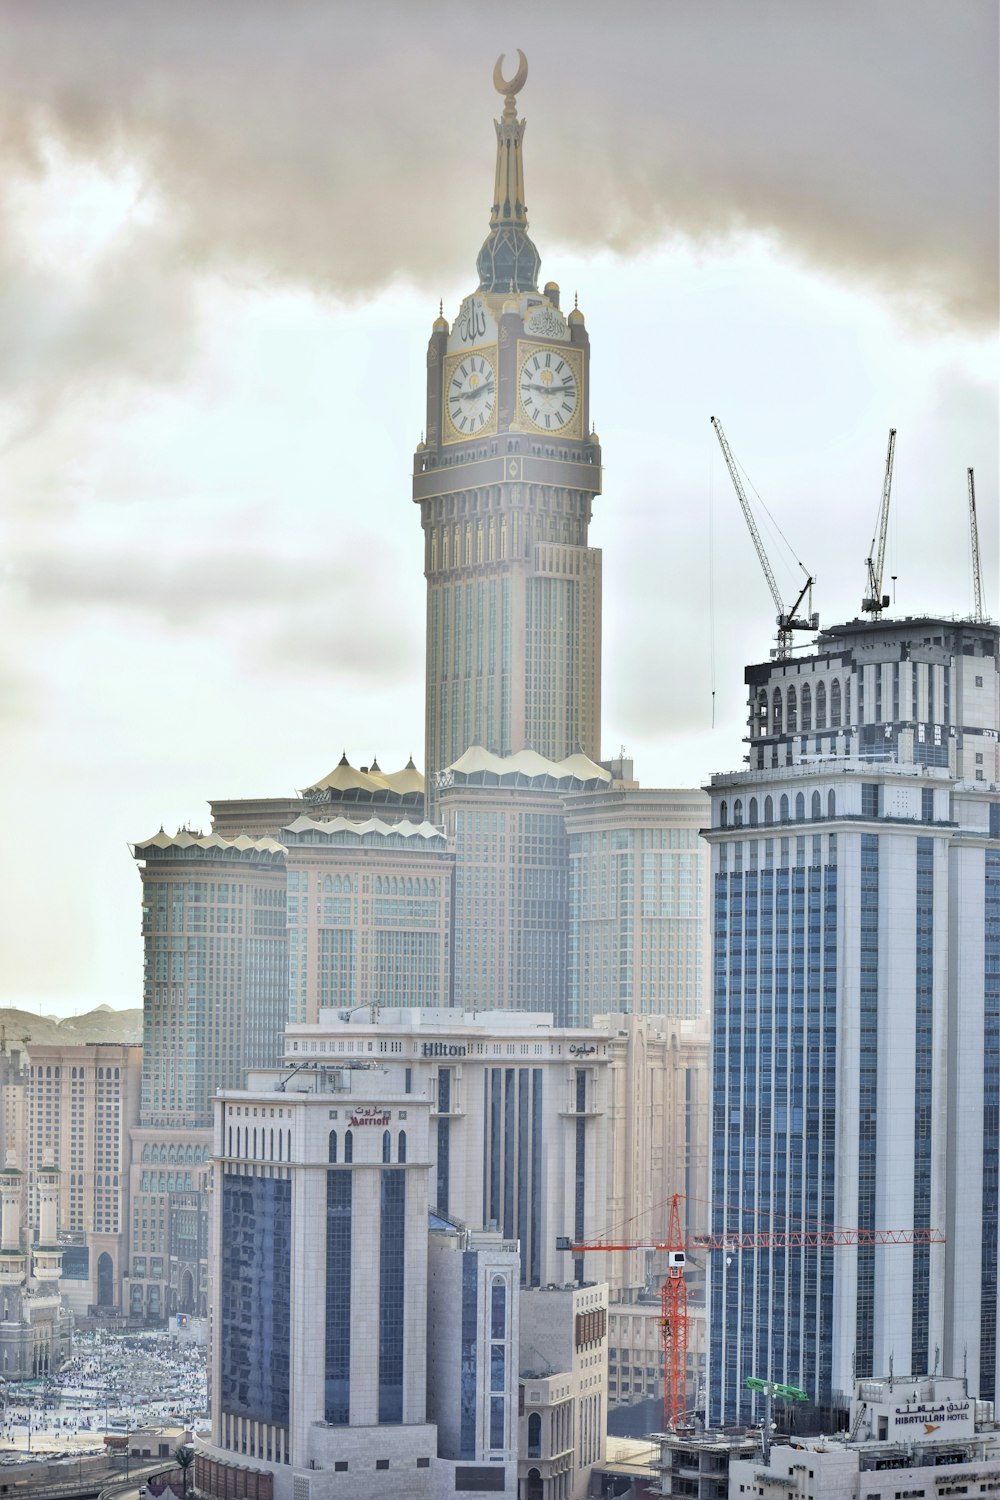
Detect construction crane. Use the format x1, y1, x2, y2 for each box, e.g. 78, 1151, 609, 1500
557, 1192, 944, 1432
710, 416, 818, 659
968, 467, 986, 622
862, 427, 897, 614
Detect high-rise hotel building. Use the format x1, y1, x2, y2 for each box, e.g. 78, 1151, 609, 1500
704, 613, 1000, 1425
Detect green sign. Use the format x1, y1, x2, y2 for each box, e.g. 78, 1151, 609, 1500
745, 1378, 808, 1401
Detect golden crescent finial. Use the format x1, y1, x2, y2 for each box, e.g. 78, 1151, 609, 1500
493, 50, 528, 98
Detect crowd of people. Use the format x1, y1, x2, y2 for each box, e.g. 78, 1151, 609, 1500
0, 1328, 208, 1464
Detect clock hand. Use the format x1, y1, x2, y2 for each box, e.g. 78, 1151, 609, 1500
523, 383, 574, 397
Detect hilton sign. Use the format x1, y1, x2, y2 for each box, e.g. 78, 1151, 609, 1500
421, 1042, 467, 1058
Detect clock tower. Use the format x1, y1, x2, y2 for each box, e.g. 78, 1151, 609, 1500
413, 53, 603, 804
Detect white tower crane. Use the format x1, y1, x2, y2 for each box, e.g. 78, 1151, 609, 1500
968, 467, 986, 622
862, 427, 897, 614
710, 416, 818, 659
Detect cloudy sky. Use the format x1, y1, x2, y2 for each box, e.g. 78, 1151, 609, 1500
0, 0, 996, 1015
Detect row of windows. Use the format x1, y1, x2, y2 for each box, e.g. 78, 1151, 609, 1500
721, 790, 836, 827
758, 678, 846, 735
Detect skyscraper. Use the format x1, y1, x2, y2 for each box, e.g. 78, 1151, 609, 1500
704, 613, 1000, 1425
413, 56, 603, 802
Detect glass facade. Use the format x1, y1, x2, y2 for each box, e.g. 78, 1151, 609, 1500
982, 849, 1000, 1400
911, 839, 933, 1372
460, 1251, 478, 1458
219, 1173, 290, 1427
482, 1066, 544, 1284
856, 833, 879, 1377
567, 818, 706, 1025
378, 1170, 405, 1422
325, 1172, 351, 1424
139, 853, 287, 1130
709, 840, 837, 1423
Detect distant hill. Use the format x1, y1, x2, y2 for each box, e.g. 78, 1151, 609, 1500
0, 1006, 143, 1050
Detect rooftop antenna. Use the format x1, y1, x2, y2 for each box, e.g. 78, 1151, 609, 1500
862, 428, 897, 615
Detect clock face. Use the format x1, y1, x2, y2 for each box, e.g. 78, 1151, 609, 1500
445, 352, 498, 438
518, 347, 580, 432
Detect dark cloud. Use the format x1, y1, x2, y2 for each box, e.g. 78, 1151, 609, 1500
11, 541, 420, 683
0, 0, 994, 348
15, 545, 360, 622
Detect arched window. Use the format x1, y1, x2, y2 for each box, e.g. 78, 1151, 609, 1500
772, 688, 783, 734
787, 684, 798, 732
844, 678, 852, 723
795, 792, 806, 820
398, 1131, 407, 1164
816, 680, 827, 728
748, 797, 758, 826
733, 799, 744, 827
801, 683, 812, 731
828, 789, 836, 818
720, 800, 728, 828
811, 790, 822, 820
528, 1413, 542, 1459
764, 795, 774, 823
780, 794, 790, 822
329, 1131, 338, 1164
382, 1130, 392, 1163
344, 1131, 353, 1164
831, 679, 842, 728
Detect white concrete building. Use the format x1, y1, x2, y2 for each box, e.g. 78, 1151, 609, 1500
519, 1282, 609, 1500
199, 1060, 521, 1500
704, 614, 1000, 1426
726, 1376, 1000, 1498
283, 1007, 707, 1301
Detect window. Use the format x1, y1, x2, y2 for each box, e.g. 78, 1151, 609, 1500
811, 791, 822, 819
772, 688, 783, 734
780, 794, 789, 823
787, 684, 798, 731
376, 1460, 389, 1471
828, 789, 836, 818
795, 792, 805, 820
815, 680, 827, 728
328, 1131, 337, 1164
801, 682, 812, 731
749, 797, 758, 826
764, 795, 774, 823
344, 1131, 353, 1163
862, 783, 879, 818
831, 678, 842, 727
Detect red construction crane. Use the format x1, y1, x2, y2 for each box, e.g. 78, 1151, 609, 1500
558, 1192, 945, 1432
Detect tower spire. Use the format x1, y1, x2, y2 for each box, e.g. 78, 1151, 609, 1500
477, 51, 540, 294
